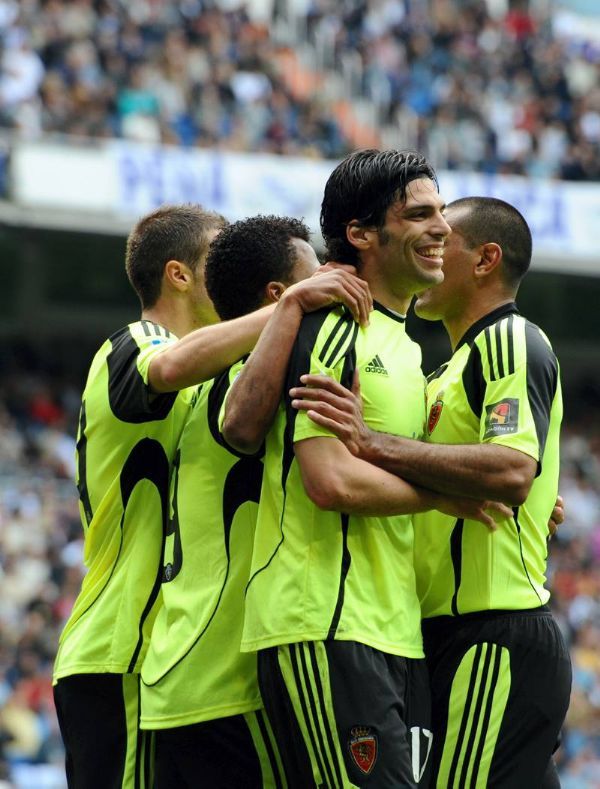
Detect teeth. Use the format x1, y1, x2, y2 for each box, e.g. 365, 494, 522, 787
418, 248, 444, 258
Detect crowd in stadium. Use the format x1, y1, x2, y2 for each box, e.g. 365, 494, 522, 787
0, 364, 598, 787
0, 0, 598, 178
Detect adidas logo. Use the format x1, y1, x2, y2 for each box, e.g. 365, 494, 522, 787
365, 355, 388, 375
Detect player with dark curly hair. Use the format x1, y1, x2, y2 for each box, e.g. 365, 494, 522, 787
139, 214, 372, 788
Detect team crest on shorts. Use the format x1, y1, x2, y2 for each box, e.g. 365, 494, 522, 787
348, 726, 377, 775
427, 392, 444, 435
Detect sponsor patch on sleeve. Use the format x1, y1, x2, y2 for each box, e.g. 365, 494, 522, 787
484, 399, 519, 438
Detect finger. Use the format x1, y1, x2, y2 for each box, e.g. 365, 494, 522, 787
475, 509, 497, 531
548, 519, 558, 538
290, 390, 355, 414
351, 369, 361, 398
297, 375, 351, 396
485, 501, 513, 520
305, 409, 347, 435
320, 262, 358, 275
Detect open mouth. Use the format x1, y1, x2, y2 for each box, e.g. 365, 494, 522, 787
415, 246, 444, 267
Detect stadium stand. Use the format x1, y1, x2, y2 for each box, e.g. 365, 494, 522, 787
0, 0, 598, 177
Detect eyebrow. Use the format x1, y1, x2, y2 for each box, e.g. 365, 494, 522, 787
402, 202, 446, 213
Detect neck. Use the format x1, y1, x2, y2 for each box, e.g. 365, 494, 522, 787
142, 299, 211, 339
367, 281, 412, 316
444, 295, 515, 350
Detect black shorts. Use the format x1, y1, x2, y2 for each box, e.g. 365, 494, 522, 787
422, 606, 572, 789
54, 673, 153, 789
258, 640, 432, 788
153, 710, 284, 789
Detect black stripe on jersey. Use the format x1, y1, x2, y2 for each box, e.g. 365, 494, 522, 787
319, 312, 350, 366
447, 642, 484, 787
307, 642, 345, 788
207, 367, 262, 459
462, 344, 485, 418
427, 363, 449, 383
141, 320, 152, 337
76, 401, 93, 526
471, 643, 502, 782
324, 319, 357, 369
524, 321, 559, 464
147, 455, 263, 684
512, 506, 543, 607
255, 710, 284, 789
494, 322, 505, 378
450, 519, 464, 616
107, 327, 177, 423
124, 439, 171, 672
506, 314, 515, 375
458, 643, 494, 787
484, 327, 496, 381
328, 514, 351, 639
289, 644, 329, 787
162, 449, 183, 583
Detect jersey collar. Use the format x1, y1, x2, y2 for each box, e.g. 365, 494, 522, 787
456, 302, 520, 350
373, 301, 406, 323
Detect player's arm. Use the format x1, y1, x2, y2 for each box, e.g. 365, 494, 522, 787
221, 269, 372, 455
294, 436, 510, 527
290, 373, 536, 506
148, 305, 276, 393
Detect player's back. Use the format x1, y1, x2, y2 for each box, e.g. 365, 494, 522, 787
54, 320, 195, 681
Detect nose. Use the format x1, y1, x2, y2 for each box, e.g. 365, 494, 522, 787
431, 210, 452, 239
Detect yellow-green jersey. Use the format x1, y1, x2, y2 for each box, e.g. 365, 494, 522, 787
141, 360, 264, 729
242, 303, 427, 658
54, 320, 195, 681
414, 304, 562, 618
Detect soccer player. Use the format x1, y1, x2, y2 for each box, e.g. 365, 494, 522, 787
222, 151, 510, 788
139, 214, 371, 788
290, 197, 571, 787
52, 204, 369, 789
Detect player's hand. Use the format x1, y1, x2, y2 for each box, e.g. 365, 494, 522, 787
290, 371, 369, 457
548, 494, 564, 538
282, 267, 372, 327
434, 495, 513, 531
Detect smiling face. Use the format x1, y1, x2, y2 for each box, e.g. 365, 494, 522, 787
369, 178, 451, 301
414, 206, 476, 322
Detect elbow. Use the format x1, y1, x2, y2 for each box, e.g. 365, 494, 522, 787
222, 416, 263, 456
149, 354, 182, 393
302, 473, 348, 512
499, 470, 533, 507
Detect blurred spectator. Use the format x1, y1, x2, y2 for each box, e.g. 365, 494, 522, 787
0, 0, 597, 177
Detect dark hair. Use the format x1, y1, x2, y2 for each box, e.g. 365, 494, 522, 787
446, 197, 532, 287
205, 215, 311, 320
125, 204, 227, 309
320, 149, 438, 264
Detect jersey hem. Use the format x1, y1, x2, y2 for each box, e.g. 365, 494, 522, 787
241, 631, 424, 659
53, 663, 136, 684
140, 698, 262, 730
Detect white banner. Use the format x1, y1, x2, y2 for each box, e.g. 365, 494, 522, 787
10, 139, 600, 274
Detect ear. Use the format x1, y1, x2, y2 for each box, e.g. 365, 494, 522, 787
474, 242, 502, 279
346, 222, 376, 251
164, 259, 194, 293
264, 280, 287, 304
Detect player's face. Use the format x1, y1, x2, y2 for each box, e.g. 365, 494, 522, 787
288, 238, 320, 283
371, 178, 451, 300
414, 208, 474, 322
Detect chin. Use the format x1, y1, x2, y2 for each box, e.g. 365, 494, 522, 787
414, 295, 440, 321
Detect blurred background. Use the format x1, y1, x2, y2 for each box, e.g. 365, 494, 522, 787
0, 0, 599, 787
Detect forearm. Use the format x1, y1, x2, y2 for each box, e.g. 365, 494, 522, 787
222, 297, 305, 454
359, 434, 533, 505
299, 444, 441, 516
148, 305, 275, 392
